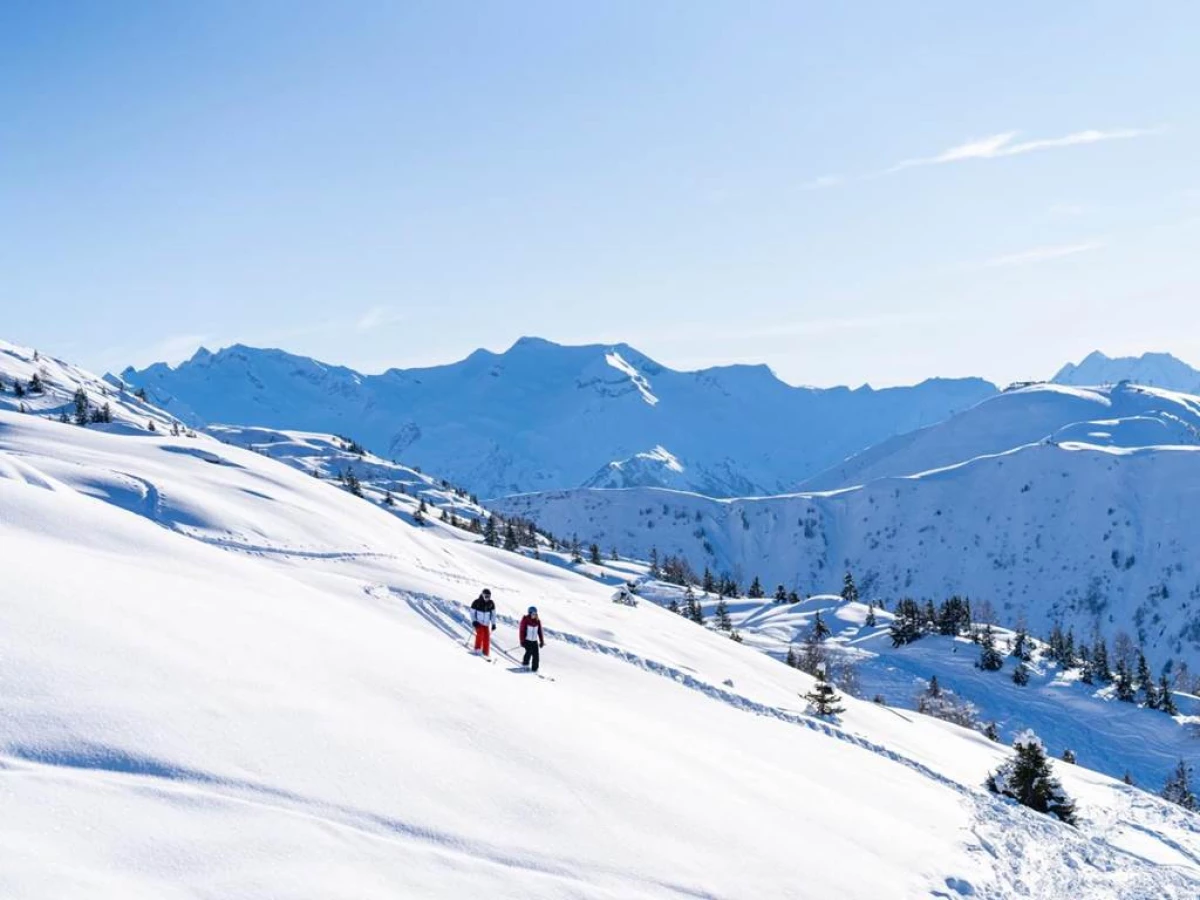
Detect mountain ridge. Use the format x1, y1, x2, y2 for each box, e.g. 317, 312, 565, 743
120, 336, 998, 499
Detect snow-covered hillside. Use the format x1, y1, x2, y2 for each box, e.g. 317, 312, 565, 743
119, 337, 996, 498
0, 338, 179, 432
4, 349, 1199, 897
803, 382, 1200, 491
1055, 350, 1200, 394
629, 580, 1200, 791
496, 436, 1200, 674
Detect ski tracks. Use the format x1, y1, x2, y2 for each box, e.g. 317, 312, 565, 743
387, 587, 1200, 899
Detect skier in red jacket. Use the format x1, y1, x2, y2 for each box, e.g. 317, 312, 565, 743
519, 606, 545, 672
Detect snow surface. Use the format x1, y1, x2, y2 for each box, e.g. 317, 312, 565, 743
119, 337, 996, 498
3, 353, 1199, 896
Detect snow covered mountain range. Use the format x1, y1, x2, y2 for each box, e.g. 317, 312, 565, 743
121, 337, 996, 498
5, 336, 1200, 897
497, 382, 1200, 674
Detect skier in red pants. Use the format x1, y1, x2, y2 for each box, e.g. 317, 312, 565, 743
519, 606, 545, 672
470, 589, 496, 656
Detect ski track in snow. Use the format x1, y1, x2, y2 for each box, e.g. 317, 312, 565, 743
387, 590, 1200, 898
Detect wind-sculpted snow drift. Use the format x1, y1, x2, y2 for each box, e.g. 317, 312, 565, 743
2, 338, 1199, 897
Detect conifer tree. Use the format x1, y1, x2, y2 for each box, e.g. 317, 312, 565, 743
702, 566, 715, 594
483, 515, 499, 547
774, 584, 788, 604
649, 547, 661, 578
28, 373, 44, 393
787, 590, 801, 604
689, 593, 705, 625
714, 595, 732, 631
804, 671, 845, 718
921, 599, 937, 634
729, 629, 743, 643
1162, 760, 1197, 811
13, 380, 25, 398
667, 596, 681, 615
986, 730, 1077, 825
503, 522, 520, 552
570, 535, 583, 564
383, 490, 394, 507
1061, 748, 1076, 764
1012, 662, 1030, 686
72, 387, 89, 426
135, 386, 147, 401
344, 470, 363, 497
1123, 771, 1135, 786
58, 410, 69, 423
147, 420, 156, 432
889, 598, 923, 646
785, 646, 798, 668
1136, 651, 1158, 707
1114, 659, 1136, 702
983, 721, 1000, 742
812, 610, 831, 642
1092, 639, 1113, 682
978, 625, 1004, 671
1011, 628, 1031, 662
1078, 644, 1095, 685
840, 571, 859, 604
747, 576, 764, 599
1158, 675, 1178, 715
589, 543, 602, 565
610, 547, 619, 561
865, 601, 877, 627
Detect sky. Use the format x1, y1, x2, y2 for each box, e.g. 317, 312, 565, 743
2, 1, 1198, 387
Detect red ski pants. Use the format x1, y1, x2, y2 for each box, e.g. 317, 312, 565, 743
473, 624, 491, 656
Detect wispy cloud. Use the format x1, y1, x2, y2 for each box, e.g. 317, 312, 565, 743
886, 127, 1159, 174
804, 126, 1162, 190
355, 305, 406, 332
976, 240, 1105, 269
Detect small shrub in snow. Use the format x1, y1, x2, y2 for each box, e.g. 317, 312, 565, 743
916, 677, 977, 729
1161, 760, 1197, 811
804, 673, 844, 718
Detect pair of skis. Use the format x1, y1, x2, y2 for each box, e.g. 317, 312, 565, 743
464, 635, 554, 680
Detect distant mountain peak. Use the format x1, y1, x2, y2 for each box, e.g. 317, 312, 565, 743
1053, 350, 1200, 393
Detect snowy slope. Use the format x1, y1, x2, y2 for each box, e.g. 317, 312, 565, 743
1055, 350, 1200, 394
119, 337, 996, 498
802, 382, 1200, 491
495, 438, 1200, 673
0, 338, 179, 432
3, 362, 1199, 895
631, 582, 1200, 791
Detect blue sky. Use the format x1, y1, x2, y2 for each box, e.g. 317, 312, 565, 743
2, 1, 1197, 386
